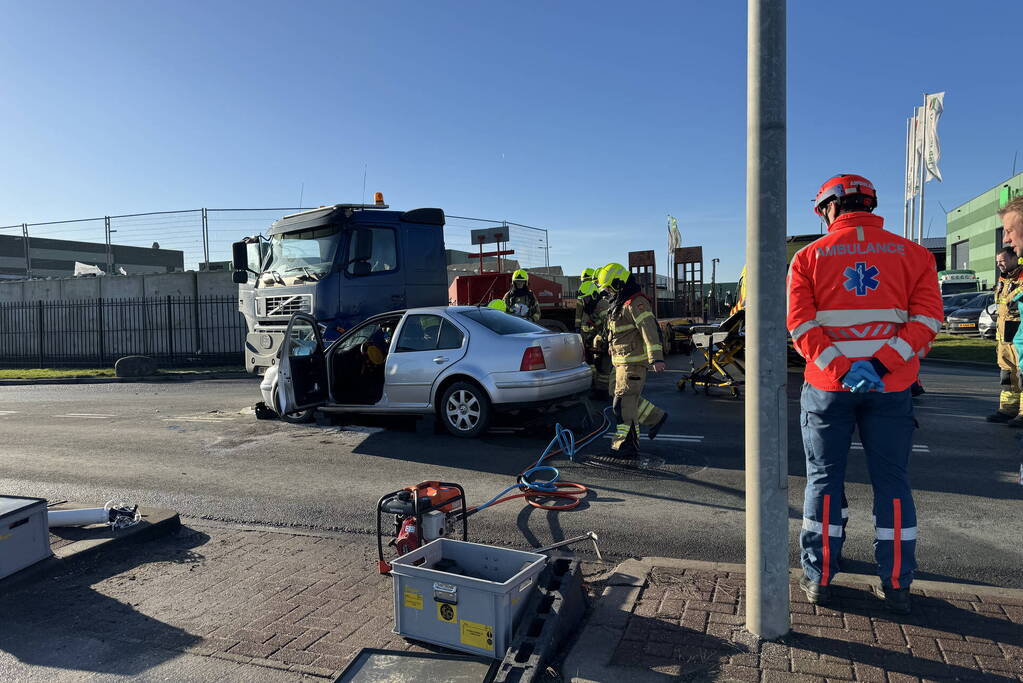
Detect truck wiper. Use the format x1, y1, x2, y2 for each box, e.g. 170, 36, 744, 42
284, 266, 322, 281
263, 270, 286, 285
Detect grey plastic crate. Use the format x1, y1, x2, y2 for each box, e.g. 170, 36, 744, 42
0, 496, 50, 580
390, 538, 547, 659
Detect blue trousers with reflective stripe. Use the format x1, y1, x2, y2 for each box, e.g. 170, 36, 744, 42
800, 384, 918, 588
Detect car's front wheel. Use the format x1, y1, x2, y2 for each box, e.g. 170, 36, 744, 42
439, 381, 492, 438
271, 387, 315, 424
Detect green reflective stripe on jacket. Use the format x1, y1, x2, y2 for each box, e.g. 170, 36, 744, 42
610, 322, 636, 333
612, 352, 649, 364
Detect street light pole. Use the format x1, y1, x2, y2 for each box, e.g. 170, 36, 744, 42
745, 0, 790, 640
711, 258, 719, 318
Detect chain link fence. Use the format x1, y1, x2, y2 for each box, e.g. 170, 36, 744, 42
0, 208, 550, 278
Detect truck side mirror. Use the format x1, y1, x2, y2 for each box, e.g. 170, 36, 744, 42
233, 270, 249, 284
232, 241, 250, 273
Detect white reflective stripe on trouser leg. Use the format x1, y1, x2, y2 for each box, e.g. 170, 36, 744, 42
814, 345, 842, 370
873, 514, 917, 540
802, 518, 844, 537
842, 508, 850, 520
875, 526, 918, 540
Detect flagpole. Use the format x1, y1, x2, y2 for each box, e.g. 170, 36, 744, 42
918, 94, 928, 244
909, 111, 919, 244
903, 116, 911, 239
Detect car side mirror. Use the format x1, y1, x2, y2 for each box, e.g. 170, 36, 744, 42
987, 304, 997, 315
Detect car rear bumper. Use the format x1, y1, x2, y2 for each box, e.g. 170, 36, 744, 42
489, 365, 593, 406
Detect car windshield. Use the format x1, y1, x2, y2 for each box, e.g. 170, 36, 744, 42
963, 293, 991, 309
944, 293, 974, 308
263, 225, 343, 276
459, 308, 547, 335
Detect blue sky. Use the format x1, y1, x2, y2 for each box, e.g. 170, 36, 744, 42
2, 1, 1021, 281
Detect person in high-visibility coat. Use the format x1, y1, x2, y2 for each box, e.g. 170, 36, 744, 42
989, 246, 1023, 425
574, 267, 598, 333
503, 269, 541, 322
598, 263, 669, 455
787, 174, 942, 616
577, 279, 611, 396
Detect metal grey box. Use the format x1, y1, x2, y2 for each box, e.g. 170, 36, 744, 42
390, 539, 546, 659
0, 496, 51, 580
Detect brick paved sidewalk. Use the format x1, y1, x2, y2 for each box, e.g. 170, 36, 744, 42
0, 521, 458, 679
566, 558, 1023, 682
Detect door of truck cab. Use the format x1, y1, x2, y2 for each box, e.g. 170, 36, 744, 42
277, 314, 329, 414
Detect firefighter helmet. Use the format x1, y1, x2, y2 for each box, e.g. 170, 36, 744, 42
487, 299, 507, 312
597, 263, 630, 292
814, 174, 878, 217
578, 280, 598, 300
581, 267, 596, 282
512, 269, 529, 283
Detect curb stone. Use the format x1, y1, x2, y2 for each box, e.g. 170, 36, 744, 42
0, 504, 181, 589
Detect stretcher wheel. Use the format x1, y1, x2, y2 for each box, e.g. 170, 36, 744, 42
730, 386, 740, 399
703, 383, 710, 396
677, 379, 686, 392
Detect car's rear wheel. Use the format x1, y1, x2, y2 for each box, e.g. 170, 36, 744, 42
440, 381, 492, 438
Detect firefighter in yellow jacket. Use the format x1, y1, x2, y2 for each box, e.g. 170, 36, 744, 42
575, 267, 598, 333
577, 279, 612, 396
597, 263, 669, 455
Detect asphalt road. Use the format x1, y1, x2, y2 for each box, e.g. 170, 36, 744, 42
1, 357, 1020, 588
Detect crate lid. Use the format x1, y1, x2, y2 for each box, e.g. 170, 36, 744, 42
0, 496, 47, 521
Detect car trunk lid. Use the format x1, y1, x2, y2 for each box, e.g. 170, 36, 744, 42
527, 333, 584, 372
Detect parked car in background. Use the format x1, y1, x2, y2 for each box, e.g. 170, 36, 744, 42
945, 292, 995, 335
942, 292, 978, 330
978, 302, 997, 339
260, 306, 593, 437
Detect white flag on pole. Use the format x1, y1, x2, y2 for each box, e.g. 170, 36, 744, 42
924, 91, 944, 182
667, 215, 681, 252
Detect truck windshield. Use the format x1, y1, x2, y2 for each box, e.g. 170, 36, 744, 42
263, 225, 342, 276
940, 282, 979, 295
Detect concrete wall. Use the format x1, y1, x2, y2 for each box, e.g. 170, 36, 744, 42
0, 271, 236, 303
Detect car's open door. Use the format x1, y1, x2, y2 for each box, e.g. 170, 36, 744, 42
277, 313, 329, 414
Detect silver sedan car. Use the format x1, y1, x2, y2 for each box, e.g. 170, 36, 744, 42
260, 306, 593, 437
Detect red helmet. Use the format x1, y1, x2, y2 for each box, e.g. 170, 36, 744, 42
814, 174, 877, 216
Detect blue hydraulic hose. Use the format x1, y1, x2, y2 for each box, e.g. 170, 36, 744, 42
471, 406, 615, 514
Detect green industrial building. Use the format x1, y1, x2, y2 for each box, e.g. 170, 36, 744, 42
945, 171, 1023, 290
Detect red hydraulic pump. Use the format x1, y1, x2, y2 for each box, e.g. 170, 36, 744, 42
376, 481, 467, 574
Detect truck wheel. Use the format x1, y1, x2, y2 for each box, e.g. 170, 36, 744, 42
440, 381, 493, 438
539, 319, 569, 333
271, 388, 315, 424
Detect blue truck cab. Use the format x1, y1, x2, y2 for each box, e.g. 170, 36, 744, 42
234, 200, 447, 374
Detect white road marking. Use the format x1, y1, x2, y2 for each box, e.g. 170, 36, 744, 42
162, 416, 238, 423
0, 410, 19, 416
851, 442, 929, 452
53, 413, 116, 419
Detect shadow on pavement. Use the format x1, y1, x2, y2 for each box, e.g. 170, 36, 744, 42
0, 528, 210, 677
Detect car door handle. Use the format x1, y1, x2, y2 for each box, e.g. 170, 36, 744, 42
433, 356, 449, 364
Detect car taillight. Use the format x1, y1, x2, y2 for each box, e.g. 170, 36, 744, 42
520, 346, 546, 371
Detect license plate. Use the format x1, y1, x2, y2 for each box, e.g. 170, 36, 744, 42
956, 323, 976, 328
